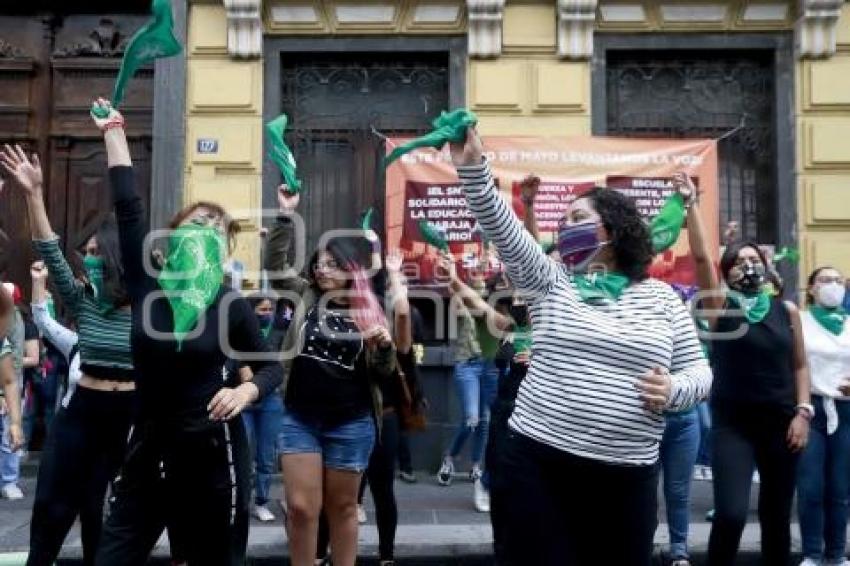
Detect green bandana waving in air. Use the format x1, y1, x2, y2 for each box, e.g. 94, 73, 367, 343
385, 109, 478, 166
158, 224, 225, 350
649, 192, 686, 254
418, 220, 449, 252
266, 114, 302, 193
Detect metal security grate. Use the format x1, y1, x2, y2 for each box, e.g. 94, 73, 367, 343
605, 50, 776, 243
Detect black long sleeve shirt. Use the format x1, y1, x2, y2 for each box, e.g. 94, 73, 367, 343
110, 166, 282, 432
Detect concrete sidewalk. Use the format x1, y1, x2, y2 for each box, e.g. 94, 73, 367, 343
0, 464, 801, 564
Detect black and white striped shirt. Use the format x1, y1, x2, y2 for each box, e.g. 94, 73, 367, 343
457, 162, 712, 466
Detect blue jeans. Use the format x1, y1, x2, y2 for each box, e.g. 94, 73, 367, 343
0, 411, 21, 487
242, 393, 284, 506
448, 358, 498, 466
797, 396, 850, 561
696, 401, 712, 467
661, 409, 700, 560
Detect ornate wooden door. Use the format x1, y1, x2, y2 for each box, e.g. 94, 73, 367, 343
0, 12, 152, 293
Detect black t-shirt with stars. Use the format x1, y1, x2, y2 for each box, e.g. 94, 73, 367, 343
285, 301, 374, 423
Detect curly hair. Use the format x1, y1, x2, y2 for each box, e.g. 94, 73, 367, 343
581, 187, 653, 281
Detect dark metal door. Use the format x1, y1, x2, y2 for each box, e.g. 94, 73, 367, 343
279, 53, 449, 254
605, 50, 776, 243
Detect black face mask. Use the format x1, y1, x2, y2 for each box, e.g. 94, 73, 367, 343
510, 304, 529, 327
731, 263, 765, 294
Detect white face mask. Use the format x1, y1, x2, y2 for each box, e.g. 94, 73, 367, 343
818, 282, 846, 309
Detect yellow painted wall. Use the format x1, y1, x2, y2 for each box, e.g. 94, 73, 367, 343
186, 3, 264, 287
469, 4, 591, 137
797, 3, 850, 289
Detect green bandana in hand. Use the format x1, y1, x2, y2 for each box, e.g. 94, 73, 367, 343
512, 324, 533, 356
45, 294, 56, 320
773, 247, 800, 264
266, 114, 302, 193
418, 220, 449, 252
810, 305, 847, 336
84, 256, 114, 313
385, 109, 478, 166
158, 224, 225, 350
649, 193, 686, 253
728, 291, 771, 324
573, 272, 630, 303
360, 208, 375, 232
111, 0, 181, 108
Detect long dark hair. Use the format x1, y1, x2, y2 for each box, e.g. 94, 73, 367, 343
307, 237, 363, 293
719, 241, 769, 284
76, 215, 128, 308
583, 187, 653, 281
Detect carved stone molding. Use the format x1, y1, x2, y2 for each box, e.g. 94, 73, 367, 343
466, 0, 504, 58
796, 0, 843, 59
224, 0, 263, 59
0, 39, 28, 59
52, 18, 126, 58
557, 0, 597, 60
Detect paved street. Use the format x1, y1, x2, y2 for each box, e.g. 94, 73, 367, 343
0, 459, 797, 564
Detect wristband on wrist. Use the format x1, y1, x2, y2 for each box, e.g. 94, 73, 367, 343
102, 119, 125, 133
796, 403, 815, 420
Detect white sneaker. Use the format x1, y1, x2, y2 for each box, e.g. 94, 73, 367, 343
252, 504, 275, 522
1, 484, 23, 500
357, 504, 367, 524
704, 467, 714, 481
693, 465, 705, 481
437, 457, 454, 486
799, 558, 821, 566
469, 464, 483, 483
752, 471, 761, 484
474, 479, 490, 513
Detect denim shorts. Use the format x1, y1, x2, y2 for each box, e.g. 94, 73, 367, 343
277, 409, 375, 472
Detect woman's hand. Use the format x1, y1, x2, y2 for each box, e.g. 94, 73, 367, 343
0, 145, 43, 198
519, 174, 541, 204
514, 351, 531, 367
208, 383, 257, 421
277, 185, 300, 214
90, 98, 125, 133
449, 127, 484, 168
787, 414, 810, 452
672, 172, 698, 208
637, 366, 672, 412
364, 326, 392, 350
386, 249, 403, 274
436, 252, 458, 281
31, 260, 48, 285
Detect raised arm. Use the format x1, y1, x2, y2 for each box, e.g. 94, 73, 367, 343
91, 99, 152, 302
438, 252, 512, 332
0, 145, 86, 311
265, 186, 307, 295
30, 261, 78, 360
386, 249, 412, 354
674, 172, 723, 328
450, 129, 558, 298
519, 174, 541, 242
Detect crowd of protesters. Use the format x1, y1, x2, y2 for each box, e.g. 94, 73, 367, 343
1, 108, 850, 566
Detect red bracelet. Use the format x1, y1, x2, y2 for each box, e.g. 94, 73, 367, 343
102, 120, 125, 132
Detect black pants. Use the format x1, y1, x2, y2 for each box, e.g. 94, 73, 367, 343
94, 418, 251, 566
397, 429, 413, 474
27, 387, 136, 566
318, 412, 400, 561
707, 408, 798, 566
499, 431, 659, 566
487, 362, 527, 566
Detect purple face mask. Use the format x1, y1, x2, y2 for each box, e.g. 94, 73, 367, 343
558, 221, 606, 272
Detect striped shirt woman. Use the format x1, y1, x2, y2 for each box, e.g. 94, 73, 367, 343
447, 129, 711, 565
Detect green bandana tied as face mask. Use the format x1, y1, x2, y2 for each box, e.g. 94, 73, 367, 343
810, 305, 847, 336
728, 291, 771, 324
573, 272, 630, 304
84, 256, 114, 313
158, 224, 225, 350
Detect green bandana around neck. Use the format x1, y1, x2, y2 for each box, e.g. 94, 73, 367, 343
157, 223, 225, 350
728, 290, 771, 323
649, 192, 686, 253
384, 109, 478, 166
83, 256, 114, 313
810, 305, 847, 336
573, 272, 630, 304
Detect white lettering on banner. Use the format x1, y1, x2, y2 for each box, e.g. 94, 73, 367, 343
394, 148, 705, 167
